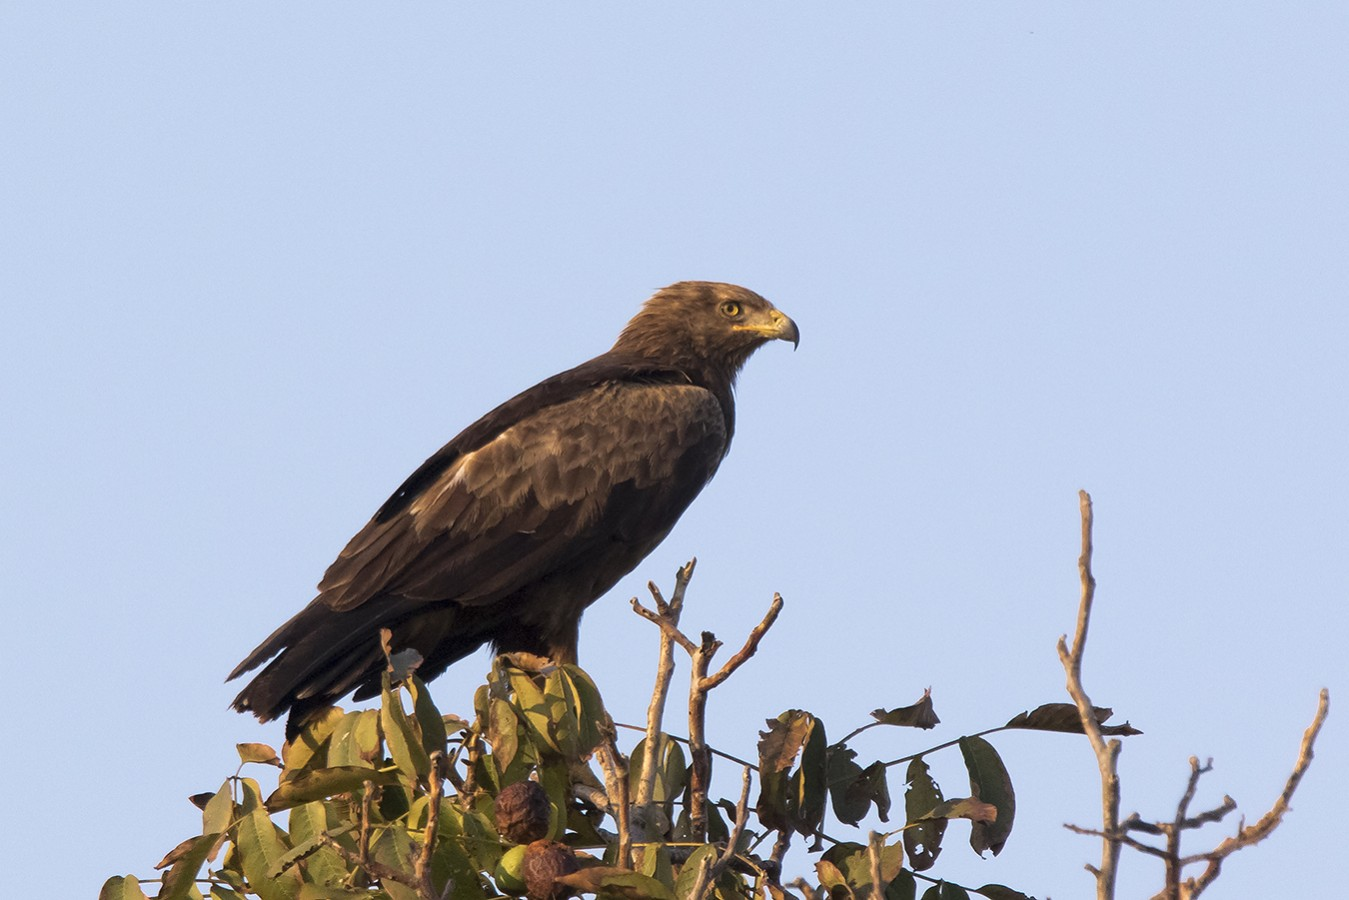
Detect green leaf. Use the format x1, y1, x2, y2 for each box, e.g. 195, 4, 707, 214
429, 804, 491, 900
629, 734, 688, 805
99, 875, 150, 900
755, 710, 826, 836
294, 886, 367, 900
827, 747, 868, 825
973, 885, 1037, 900
673, 845, 718, 900
506, 665, 560, 754
266, 822, 356, 880
536, 755, 571, 840
820, 840, 904, 892
920, 885, 971, 900
202, 780, 236, 839
382, 672, 432, 783
634, 842, 675, 891
265, 766, 398, 812
558, 867, 676, 900
904, 757, 945, 872
559, 664, 608, 757
326, 710, 381, 768
282, 706, 344, 772
829, 750, 892, 827
157, 833, 222, 900
404, 796, 490, 900
488, 698, 522, 778
542, 668, 582, 760
1004, 703, 1141, 737
236, 778, 300, 900
814, 858, 848, 893
286, 802, 350, 889
958, 737, 1015, 856
871, 690, 940, 730
887, 870, 917, 900
789, 712, 828, 836
408, 675, 449, 756
370, 822, 421, 900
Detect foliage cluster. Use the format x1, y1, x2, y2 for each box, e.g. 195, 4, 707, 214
102, 499, 1328, 900
102, 621, 1135, 900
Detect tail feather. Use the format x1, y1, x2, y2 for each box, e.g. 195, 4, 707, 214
228, 596, 496, 738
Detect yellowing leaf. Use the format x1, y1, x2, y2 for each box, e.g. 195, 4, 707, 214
236, 742, 281, 767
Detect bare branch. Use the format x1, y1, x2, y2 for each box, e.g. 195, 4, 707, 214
414, 752, 447, 899
1182, 688, 1330, 898
637, 561, 695, 807
701, 594, 784, 691
685, 851, 713, 900
594, 723, 633, 869
709, 766, 754, 883
686, 631, 717, 841
1066, 823, 1169, 860
867, 831, 884, 900
1180, 797, 1237, 832
631, 596, 698, 654
1057, 490, 1123, 900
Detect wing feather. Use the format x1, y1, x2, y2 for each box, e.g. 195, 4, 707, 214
317, 380, 725, 613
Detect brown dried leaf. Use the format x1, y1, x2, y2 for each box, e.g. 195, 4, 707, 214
1004, 703, 1141, 736
758, 711, 813, 773
871, 690, 940, 730
919, 797, 998, 824
187, 792, 215, 811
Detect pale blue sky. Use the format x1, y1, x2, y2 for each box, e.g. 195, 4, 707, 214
3, 5, 1344, 898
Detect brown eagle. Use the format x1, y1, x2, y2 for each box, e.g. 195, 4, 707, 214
229, 281, 798, 736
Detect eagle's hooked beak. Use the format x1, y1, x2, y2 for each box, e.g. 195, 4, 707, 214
744, 308, 798, 349
770, 308, 800, 349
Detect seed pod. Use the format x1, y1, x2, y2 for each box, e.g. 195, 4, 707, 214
522, 839, 580, 900
494, 780, 552, 844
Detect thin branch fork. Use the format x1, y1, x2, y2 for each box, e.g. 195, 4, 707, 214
1177, 688, 1330, 899
631, 575, 784, 842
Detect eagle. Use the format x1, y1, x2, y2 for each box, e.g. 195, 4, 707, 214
229, 281, 798, 736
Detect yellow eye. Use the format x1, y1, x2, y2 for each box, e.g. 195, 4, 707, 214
719, 300, 743, 318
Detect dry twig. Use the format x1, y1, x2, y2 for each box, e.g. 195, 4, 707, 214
1059, 491, 1330, 900
636, 561, 695, 808
594, 722, 633, 869
1171, 688, 1330, 899
1057, 490, 1122, 899
708, 766, 754, 884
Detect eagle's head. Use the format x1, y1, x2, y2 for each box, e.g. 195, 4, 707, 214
613, 281, 798, 384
